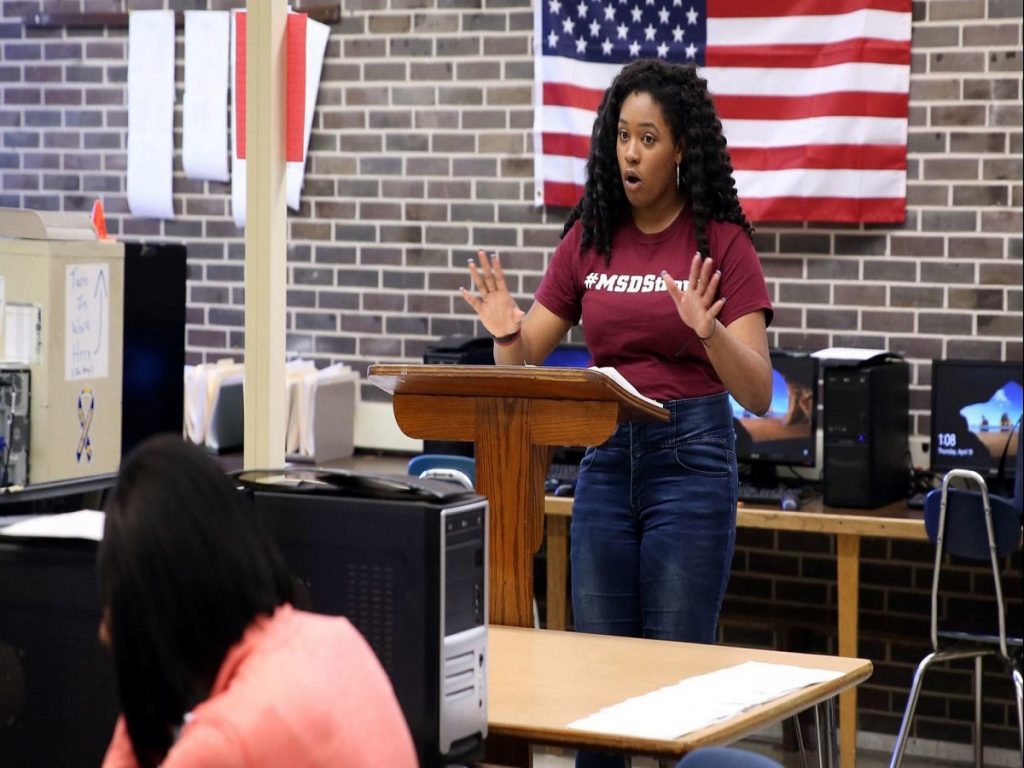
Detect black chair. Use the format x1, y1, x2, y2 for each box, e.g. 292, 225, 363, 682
407, 453, 476, 490
889, 450, 1023, 768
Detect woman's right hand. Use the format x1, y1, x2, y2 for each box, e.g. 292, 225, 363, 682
460, 250, 525, 338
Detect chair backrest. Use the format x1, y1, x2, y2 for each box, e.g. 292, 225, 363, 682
407, 453, 476, 490
924, 486, 1022, 559
923, 468, 1022, 655
1013, 440, 1022, 519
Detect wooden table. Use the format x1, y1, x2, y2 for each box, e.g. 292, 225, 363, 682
543, 496, 927, 768
488, 625, 872, 761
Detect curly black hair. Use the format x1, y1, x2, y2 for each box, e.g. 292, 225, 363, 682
561, 59, 753, 262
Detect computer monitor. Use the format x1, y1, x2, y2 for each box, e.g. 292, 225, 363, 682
542, 342, 591, 368
930, 360, 1022, 486
543, 344, 591, 466
121, 243, 187, 457
730, 352, 818, 487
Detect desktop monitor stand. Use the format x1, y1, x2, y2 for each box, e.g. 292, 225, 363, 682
744, 462, 782, 489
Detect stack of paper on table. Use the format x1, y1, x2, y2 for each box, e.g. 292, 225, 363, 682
568, 661, 843, 740
0, 510, 105, 542
183, 359, 244, 452
285, 361, 358, 463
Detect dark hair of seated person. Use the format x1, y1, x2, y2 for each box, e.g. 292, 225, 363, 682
98, 434, 297, 768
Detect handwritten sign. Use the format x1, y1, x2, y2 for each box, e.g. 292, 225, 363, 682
65, 263, 110, 381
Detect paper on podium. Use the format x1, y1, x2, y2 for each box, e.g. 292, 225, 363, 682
589, 366, 664, 409
811, 347, 900, 364
568, 661, 843, 741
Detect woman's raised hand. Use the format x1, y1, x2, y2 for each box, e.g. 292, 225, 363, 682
460, 250, 525, 338
662, 251, 725, 341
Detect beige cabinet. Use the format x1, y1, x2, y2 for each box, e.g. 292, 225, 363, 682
0, 238, 124, 483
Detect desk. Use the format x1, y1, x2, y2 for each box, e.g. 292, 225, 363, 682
543, 496, 927, 768
488, 625, 872, 761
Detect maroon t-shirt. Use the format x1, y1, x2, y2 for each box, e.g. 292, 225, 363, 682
535, 210, 773, 402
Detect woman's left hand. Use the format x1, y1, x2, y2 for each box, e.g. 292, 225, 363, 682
662, 252, 725, 340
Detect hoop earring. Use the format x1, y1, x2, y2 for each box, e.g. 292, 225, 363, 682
676, 162, 681, 188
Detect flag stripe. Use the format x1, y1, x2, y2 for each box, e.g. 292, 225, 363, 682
710, 0, 910, 18
545, 64, 912, 119
723, 115, 906, 148
542, 139, 907, 173
543, 82, 604, 114
714, 92, 909, 120
538, 153, 587, 186
542, 131, 593, 160
538, 55, 622, 91
705, 39, 911, 69
727, 144, 907, 172
733, 168, 905, 198
543, 105, 907, 147
703, 61, 909, 96
539, 55, 910, 98
544, 181, 586, 209
544, 90, 910, 128
539, 151, 903, 195
708, 9, 910, 44
741, 196, 907, 223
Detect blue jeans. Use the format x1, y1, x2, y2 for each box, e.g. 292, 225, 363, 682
571, 394, 738, 768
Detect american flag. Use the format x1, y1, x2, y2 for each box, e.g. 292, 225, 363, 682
533, 0, 912, 223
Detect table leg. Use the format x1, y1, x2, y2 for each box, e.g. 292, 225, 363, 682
546, 515, 569, 631
814, 696, 840, 768
836, 534, 860, 768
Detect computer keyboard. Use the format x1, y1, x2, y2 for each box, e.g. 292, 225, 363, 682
907, 492, 926, 509
546, 463, 579, 495
737, 484, 788, 505
548, 463, 579, 483
737, 483, 811, 509
545, 470, 812, 506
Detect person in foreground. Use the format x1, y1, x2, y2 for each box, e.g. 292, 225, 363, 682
98, 435, 417, 768
462, 59, 773, 767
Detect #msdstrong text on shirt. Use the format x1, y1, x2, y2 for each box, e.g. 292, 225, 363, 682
583, 273, 689, 293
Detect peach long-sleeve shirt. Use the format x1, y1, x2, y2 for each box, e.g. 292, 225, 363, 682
101, 604, 417, 768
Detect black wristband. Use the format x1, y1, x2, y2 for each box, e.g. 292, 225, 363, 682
492, 327, 522, 346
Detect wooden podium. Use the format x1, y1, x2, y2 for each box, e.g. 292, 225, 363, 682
368, 364, 668, 627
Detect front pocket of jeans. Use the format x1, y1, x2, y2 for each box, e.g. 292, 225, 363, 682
673, 438, 733, 477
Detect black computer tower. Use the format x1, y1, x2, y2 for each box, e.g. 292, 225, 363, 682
422, 335, 494, 457
823, 358, 909, 508
0, 538, 119, 766
241, 471, 489, 768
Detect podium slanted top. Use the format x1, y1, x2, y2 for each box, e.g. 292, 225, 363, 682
368, 363, 669, 424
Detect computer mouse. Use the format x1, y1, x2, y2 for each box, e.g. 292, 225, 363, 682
780, 489, 801, 511
554, 483, 575, 497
